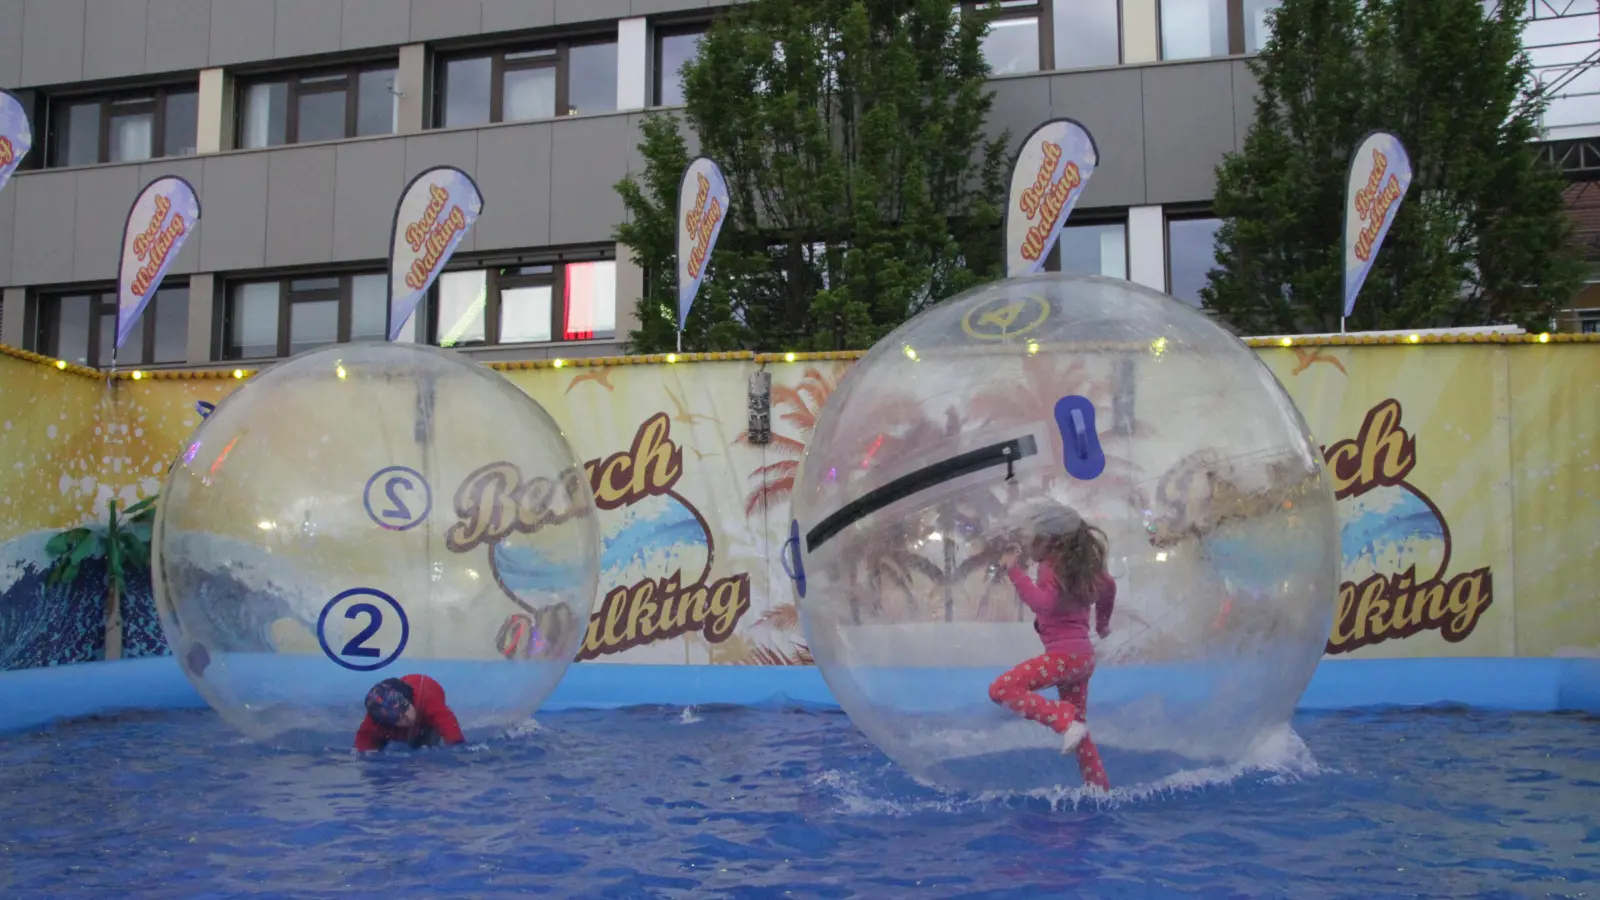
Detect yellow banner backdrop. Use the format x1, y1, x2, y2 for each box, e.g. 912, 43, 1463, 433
0, 341, 1594, 665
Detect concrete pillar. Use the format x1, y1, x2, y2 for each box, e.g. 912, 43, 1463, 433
185, 273, 217, 365
397, 44, 429, 134
0, 287, 25, 349
614, 242, 644, 342
197, 67, 234, 153
1127, 205, 1167, 291
618, 18, 649, 111
1122, 0, 1160, 64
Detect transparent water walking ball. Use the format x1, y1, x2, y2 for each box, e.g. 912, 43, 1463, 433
153, 343, 600, 750
784, 273, 1338, 793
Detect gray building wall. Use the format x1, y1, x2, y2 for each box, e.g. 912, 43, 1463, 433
0, 0, 1259, 362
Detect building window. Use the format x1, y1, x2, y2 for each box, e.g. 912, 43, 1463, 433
221, 273, 391, 360
33, 286, 189, 367
1160, 0, 1280, 60
437, 37, 619, 128
429, 258, 618, 348
956, 1, 1051, 75
1167, 215, 1223, 307
1577, 310, 1599, 334
48, 86, 199, 168
1054, 0, 1122, 69
1046, 221, 1129, 279
237, 64, 398, 149
654, 26, 707, 107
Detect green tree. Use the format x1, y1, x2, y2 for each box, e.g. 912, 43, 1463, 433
1203, 0, 1583, 334
615, 0, 1010, 353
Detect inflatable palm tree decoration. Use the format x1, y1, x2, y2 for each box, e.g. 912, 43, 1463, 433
44, 494, 156, 662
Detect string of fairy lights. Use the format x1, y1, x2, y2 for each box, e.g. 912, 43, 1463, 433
0, 331, 1594, 382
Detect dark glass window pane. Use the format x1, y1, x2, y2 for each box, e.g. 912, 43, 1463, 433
1058, 223, 1127, 279
1054, 0, 1119, 68
97, 310, 121, 367
55, 295, 92, 365
55, 102, 101, 167
163, 90, 198, 156
289, 277, 341, 293
568, 42, 618, 115
1168, 217, 1223, 307
656, 30, 703, 106
435, 270, 487, 346
356, 69, 398, 136
241, 81, 289, 148
443, 57, 492, 127
108, 100, 153, 162
1161, 0, 1230, 60
1243, 0, 1282, 52
152, 288, 189, 364
981, 16, 1039, 74
230, 283, 280, 359
289, 300, 339, 356
350, 274, 388, 342
503, 66, 557, 121
296, 89, 347, 143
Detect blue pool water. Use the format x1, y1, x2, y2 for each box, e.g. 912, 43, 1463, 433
2, 705, 1598, 899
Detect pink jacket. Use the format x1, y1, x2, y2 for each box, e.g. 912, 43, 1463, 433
1007, 565, 1115, 656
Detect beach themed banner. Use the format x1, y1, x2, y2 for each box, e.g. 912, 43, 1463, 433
1342, 131, 1413, 321
1004, 119, 1098, 277
0, 343, 1596, 670
0, 90, 31, 194
676, 156, 730, 344
388, 167, 484, 341
116, 176, 201, 354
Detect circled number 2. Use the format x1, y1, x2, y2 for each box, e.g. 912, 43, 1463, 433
363, 466, 432, 531
316, 587, 410, 672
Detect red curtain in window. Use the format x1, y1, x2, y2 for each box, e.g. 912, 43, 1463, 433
564, 262, 597, 341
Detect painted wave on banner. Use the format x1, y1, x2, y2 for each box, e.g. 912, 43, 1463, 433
676, 156, 729, 334
389, 167, 484, 341
117, 176, 201, 352
1342, 131, 1413, 318
0, 89, 32, 195
1004, 119, 1098, 277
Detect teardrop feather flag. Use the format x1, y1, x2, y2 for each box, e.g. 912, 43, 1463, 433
1342, 131, 1413, 326
387, 166, 484, 341
115, 175, 200, 354
1004, 119, 1099, 278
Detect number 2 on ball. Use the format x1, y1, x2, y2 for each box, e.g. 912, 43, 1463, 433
341, 603, 384, 658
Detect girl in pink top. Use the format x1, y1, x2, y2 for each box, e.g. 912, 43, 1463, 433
988, 504, 1115, 790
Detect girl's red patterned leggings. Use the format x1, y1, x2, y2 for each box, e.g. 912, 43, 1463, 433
988, 650, 1110, 790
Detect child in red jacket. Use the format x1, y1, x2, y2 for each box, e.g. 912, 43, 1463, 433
355, 674, 466, 752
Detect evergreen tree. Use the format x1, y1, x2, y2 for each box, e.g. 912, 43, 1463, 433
614, 0, 1010, 352
1203, 0, 1583, 334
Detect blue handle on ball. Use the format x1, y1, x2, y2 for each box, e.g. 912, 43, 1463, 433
1054, 395, 1106, 481
782, 519, 808, 598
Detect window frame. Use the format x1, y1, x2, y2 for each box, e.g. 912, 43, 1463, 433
234, 61, 399, 149
219, 271, 387, 361
957, 0, 1055, 72
652, 23, 711, 107
1157, 0, 1276, 60
32, 284, 189, 368
1164, 209, 1224, 306
435, 34, 619, 128
47, 84, 200, 168
427, 251, 619, 348
1043, 215, 1132, 280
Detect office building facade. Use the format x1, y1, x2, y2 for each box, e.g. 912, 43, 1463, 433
0, 0, 1592, 372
